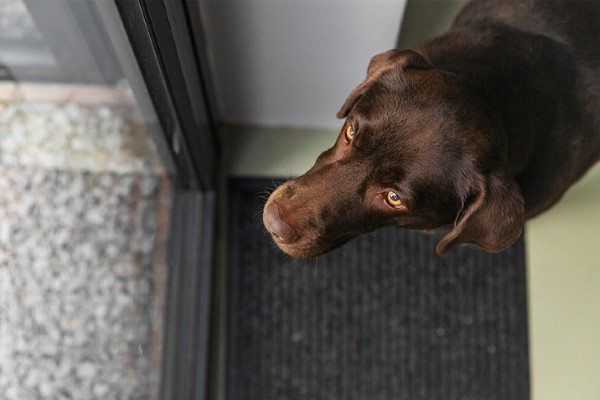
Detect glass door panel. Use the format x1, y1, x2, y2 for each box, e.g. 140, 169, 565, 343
0, 1, 173, 398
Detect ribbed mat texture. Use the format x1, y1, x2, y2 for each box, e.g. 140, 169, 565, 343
227, 179, 530, 400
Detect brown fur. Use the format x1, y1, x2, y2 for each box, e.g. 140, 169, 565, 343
263, 0, 600, 258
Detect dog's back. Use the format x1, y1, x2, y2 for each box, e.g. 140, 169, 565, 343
456, 0, 600, 60
421, 0, 600, 217
455, 0, 600, 140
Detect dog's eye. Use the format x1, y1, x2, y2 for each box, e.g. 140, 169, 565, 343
385, 191, 403, 208
344, 123, 355, 142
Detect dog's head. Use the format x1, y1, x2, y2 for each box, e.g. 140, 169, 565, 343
263, 49, 524, 258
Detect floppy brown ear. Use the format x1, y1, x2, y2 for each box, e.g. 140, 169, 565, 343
336, 49, 431, 118
436, 170, 525, 255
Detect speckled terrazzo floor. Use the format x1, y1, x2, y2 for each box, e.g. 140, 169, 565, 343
0, 166, 170, 399
0, 88, 171, 399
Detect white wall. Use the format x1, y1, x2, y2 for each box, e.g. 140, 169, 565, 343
199, 0, 407, 130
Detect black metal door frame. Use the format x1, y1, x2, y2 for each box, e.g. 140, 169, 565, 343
96, 1, 219, 399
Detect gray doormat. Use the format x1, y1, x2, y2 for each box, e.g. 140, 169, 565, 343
227, 179, 530, 400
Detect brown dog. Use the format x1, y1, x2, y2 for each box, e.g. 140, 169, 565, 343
263, 0, 600, 258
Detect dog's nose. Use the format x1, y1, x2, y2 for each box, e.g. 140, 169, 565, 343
264, 201, 298, 244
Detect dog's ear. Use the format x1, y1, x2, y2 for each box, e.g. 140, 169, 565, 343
337, 49, 431, 118
366, 49, 431, 76
436, 170, 525, 255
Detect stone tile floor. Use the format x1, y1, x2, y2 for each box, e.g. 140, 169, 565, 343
0, 166, 171, 399
0, 90, 172, 398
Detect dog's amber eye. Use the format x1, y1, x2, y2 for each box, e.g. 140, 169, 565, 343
385, 191, 403, 207
344, 123, 355, 142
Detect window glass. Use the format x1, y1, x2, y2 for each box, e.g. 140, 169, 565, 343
0, 1, 171, 398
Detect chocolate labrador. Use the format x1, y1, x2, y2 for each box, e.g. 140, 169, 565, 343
263, 0, 600, 258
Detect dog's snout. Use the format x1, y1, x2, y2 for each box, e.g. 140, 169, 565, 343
264, 201, 298, 244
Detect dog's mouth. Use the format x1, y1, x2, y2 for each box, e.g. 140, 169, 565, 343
265, 228, 356, 259
270, 240, 337, 259
263, 197, 358, 259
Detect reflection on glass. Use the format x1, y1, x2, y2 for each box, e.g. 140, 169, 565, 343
0, 1, 171, 398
